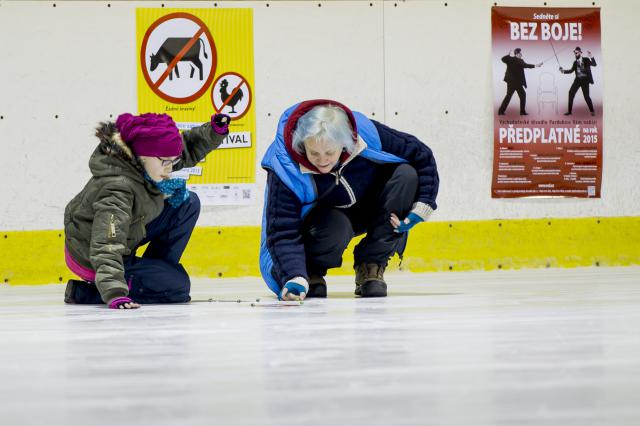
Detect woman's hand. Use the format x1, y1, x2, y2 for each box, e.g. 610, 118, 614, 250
279, 277, 308, 301
390, 213, 402, 229
390, 212, 424, 233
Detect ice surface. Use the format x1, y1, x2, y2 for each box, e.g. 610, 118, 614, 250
1, 267, 639, 426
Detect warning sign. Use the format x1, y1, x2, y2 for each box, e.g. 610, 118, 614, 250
137, 8, 256, 206
211, 72, 252, 120
140, 12, 217, 104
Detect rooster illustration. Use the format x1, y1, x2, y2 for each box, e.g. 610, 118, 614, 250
219, 79, 244, 114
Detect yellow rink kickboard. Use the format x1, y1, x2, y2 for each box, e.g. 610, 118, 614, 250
1, 217, 639, 285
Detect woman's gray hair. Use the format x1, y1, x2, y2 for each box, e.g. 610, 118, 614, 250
292, 105, 355, 155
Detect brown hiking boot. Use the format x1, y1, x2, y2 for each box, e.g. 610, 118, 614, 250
307, 274, 327, 298
354, 263, 387, 297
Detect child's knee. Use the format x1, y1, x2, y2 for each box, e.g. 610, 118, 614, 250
127, 260, 191, 303
188, 191, 201, 210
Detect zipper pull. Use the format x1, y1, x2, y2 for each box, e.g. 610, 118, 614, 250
109, 214, 116, 238
335, 170, 340, 185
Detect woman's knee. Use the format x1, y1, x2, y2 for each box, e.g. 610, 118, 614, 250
394, 164, 418, 183
309, 210, 352, 238
306, 210, 353, 250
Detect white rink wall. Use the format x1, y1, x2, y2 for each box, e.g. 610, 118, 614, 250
0, 0, 638, 231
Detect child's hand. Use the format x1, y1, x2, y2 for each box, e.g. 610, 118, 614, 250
108, 297, 141, 309
211, 113, 231, 135
119, 302, 141, 309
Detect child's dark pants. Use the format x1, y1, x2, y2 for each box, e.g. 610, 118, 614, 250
70, 192, 200, 304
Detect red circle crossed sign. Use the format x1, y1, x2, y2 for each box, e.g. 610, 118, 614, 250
140, 13, 217, 104
211, 72, 253, 121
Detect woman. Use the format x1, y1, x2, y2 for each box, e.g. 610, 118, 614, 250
260, 100, 439, 300
64, 112, 229, 309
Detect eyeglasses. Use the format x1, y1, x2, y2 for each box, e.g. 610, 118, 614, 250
157, 157, 181, 167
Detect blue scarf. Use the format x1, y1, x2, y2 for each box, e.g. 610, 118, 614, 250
144, 172, 189, 208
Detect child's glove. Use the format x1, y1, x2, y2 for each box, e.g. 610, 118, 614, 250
392, 202, 433, 233
279, 277, 308, 301
211, 113, 231, 135
108, 296, 141, 309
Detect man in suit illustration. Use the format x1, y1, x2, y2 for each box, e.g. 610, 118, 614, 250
559, 47, 597, 116
498, 48, 543, 116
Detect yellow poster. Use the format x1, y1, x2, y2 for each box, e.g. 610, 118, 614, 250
137, 8, 255, 205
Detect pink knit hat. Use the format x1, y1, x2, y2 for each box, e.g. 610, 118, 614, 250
115, 113, 183, 157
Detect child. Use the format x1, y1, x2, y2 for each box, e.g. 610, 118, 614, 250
63, 112, 230, 309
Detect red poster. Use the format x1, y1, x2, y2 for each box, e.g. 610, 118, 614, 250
491, 7, 602, 198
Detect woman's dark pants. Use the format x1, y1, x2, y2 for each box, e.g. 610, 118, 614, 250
303, 164, 418, 276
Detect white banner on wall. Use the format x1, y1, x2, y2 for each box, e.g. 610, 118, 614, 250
188, 183, 256, 206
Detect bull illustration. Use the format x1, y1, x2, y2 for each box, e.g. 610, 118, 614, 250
149, 37, 209, 81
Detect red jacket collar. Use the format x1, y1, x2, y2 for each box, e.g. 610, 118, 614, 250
283, 99, 357, 173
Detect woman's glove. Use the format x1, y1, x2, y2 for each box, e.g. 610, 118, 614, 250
211, 113, 231, 135
279, 277, 308, 301
391, 202, 434, 233
108, 296, 141, 309
393, 212, 424, 233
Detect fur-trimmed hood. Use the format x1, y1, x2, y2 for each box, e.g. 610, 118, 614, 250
90, 121, 146, 181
